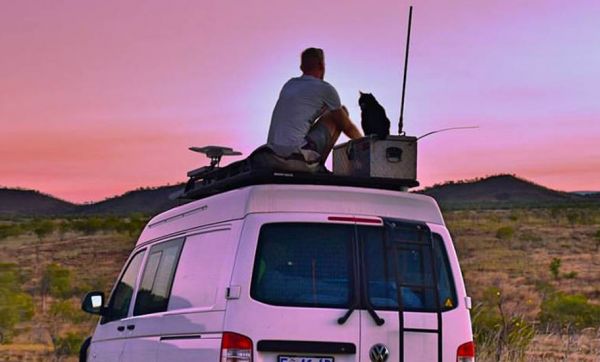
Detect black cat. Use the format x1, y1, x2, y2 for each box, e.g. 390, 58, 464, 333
359, 92, 390, 139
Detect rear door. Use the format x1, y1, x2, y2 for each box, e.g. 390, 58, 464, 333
358, 220, 459, 362
225, 213, 361, 362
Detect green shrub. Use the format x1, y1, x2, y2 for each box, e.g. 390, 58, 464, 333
539, 293, 600, 330
57, 221, 71, 239
0, 224, 24, 240
518, 230, 542, 243
0, 263, 34, 343
534, 280, 556, 301
42, 263, 73, 299
563, 271, 578, 279
496, 226, 515, 240
53, 331, 86, 357
49, 299, 87, 323
30, 219, 55, 240
71, 217, 103, 235
121, 215, 149, 237
471, 287, 534, 361
66, 215, 149, 237
566, 211, 580, 225
508, 211, 520, 221
549, 258, 561, 279
506, 317, 535, 357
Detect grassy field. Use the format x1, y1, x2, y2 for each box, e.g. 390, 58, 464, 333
445, 207, 600, 361
0, 207, 599, 361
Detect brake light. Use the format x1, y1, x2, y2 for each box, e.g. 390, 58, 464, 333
221, 332, 253, 362
328, 216, 382, 224
457, 341, 475, 362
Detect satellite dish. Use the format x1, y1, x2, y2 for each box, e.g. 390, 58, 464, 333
188, 145, 242, 168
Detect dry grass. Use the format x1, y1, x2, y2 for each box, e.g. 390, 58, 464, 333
445, 207, 600, 360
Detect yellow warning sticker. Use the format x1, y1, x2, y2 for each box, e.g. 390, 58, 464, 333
444, 298, 454, 308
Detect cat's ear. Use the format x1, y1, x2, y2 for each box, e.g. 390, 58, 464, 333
359, 90, 364, 95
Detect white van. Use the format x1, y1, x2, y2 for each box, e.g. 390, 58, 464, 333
81, 183, 474, 362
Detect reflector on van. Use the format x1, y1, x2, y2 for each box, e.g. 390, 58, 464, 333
328, 216, 383, 224
221, 332, 253, 362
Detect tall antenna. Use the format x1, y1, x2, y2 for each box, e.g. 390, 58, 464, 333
399, 6, 413, 135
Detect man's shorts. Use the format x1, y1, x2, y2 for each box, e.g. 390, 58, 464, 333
302, 121, 331, 160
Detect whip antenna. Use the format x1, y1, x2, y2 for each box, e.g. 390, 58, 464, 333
417, 126, 480, 140
399, 5, 413, 135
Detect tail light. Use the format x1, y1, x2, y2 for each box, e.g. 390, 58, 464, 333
221, 332, 253, 362
457, 341, 475, 362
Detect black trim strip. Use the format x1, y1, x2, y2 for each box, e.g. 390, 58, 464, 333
257, 340, 356, 354
404, 328, 440, 334
182, 164, 419, 201
160, 334, 202, 341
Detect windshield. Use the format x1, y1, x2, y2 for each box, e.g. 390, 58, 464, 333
250, 221, 457, 312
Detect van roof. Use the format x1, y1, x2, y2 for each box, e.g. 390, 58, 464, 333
137, 184, 444, 246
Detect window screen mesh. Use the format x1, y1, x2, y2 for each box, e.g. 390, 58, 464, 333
251, 223, 354, 308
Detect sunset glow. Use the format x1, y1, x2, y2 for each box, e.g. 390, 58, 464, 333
1, 0, 599, 203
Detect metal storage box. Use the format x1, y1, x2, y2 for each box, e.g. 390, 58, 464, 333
332, 135, 417, 180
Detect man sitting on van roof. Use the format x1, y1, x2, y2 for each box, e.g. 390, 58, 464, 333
265, 48, 363, 166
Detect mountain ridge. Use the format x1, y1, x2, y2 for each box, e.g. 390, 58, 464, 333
0, 187, 77, 216
1, 175, 597, 216
419, 174, 589, 208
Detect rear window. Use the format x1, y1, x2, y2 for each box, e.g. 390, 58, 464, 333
250, 223, 354, 308
250, 221, 457, 312
362, 225, 457, 312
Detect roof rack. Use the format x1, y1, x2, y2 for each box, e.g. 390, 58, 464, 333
180, 149, 419, 200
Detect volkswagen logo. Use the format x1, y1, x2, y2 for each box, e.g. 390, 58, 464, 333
369, 343, 390, 362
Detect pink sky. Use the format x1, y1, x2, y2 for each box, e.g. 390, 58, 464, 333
1, 0, 599, 203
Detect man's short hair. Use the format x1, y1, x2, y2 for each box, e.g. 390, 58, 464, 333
301, 48, 324, 71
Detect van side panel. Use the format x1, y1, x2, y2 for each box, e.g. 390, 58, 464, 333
157, 335, 222, 361
156, 221, 243, 359
167, 225, 241, 311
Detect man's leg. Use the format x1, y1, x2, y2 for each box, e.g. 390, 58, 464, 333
310, 107, 362, 161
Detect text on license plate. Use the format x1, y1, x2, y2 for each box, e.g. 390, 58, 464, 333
278, 356, 334, 362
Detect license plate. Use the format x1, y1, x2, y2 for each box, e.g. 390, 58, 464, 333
278, 356, 334, 362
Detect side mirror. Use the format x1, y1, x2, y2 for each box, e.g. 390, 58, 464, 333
82, 291, 105, 315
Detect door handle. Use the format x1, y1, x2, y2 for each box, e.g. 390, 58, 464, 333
127, 324, 135, 331
117, 326, 125, 332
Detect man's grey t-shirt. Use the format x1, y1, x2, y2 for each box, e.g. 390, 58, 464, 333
267, 75, 342, 158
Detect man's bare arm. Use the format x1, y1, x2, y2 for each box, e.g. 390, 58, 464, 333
332, 108, 363, 140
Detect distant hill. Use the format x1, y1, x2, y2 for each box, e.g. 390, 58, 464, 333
419, 174, 588, 208
76, 184, 187, 215
0, 185, 188, 217
571, 191, 600, 197
1, 175, 597, 217
0, 188, 77, 216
